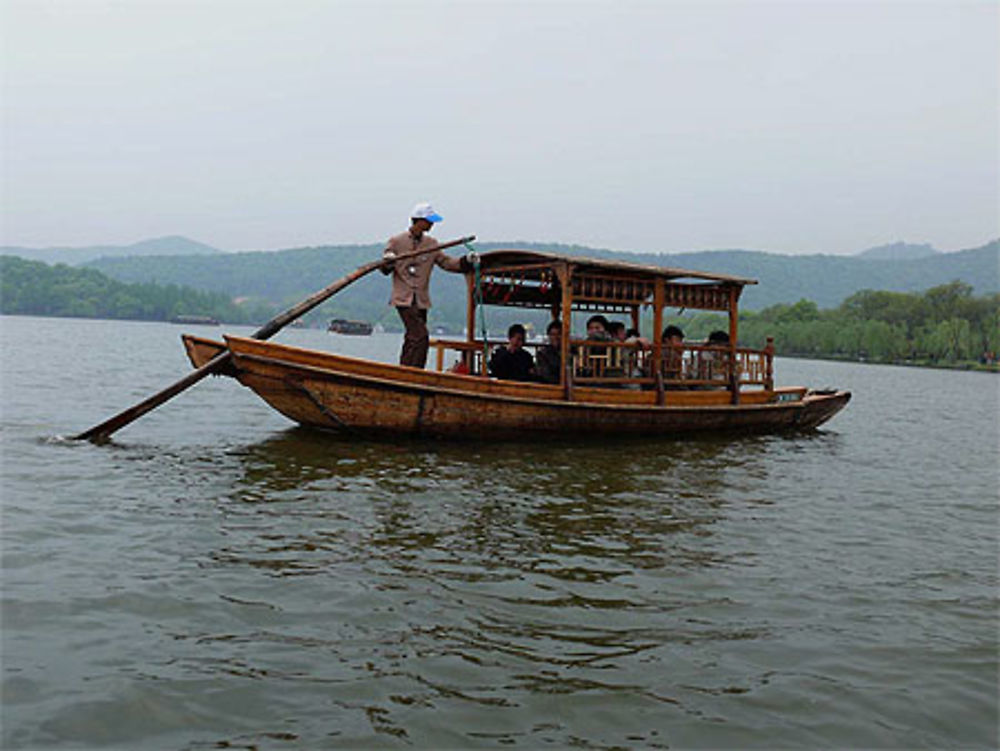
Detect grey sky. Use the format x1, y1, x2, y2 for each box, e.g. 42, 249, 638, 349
2, 0, 997, 255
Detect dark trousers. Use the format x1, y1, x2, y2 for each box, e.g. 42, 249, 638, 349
397, 305, 429, 368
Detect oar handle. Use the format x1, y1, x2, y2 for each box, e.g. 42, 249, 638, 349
73, 234, 476, 442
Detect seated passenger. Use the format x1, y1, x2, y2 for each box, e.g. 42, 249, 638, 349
625, 327, 651, 349
662, 324, 685, 347
623, 327, 650, 380
661, 325, 685, 380
698, 329, 731, 383
606, 321, 628, 378
586, 314, 613, 341
534, 320, 562, 384
707, 330, 730, 345
488, 323, 535, 381
607, 321, 627, 341
579, 314, 612, 378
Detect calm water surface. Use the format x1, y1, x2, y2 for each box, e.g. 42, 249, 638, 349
1, 315, 997, 749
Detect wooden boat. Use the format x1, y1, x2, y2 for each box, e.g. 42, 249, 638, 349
182, 250, 850, 439
328, 318, 373, 335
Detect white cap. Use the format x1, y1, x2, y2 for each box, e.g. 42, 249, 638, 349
410, 202, 443, 223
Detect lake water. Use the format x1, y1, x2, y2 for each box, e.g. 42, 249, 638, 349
1, 315, 997, 749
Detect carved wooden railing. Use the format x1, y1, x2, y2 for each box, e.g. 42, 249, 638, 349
430, 337, 775, 391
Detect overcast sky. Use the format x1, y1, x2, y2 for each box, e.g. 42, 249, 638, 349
2, 0, 997, 255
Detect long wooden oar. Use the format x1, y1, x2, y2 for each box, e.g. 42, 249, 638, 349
74, 234, 476, 442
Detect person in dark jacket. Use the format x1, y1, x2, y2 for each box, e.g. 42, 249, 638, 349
489, 323, 535, 381
534, 320, 562, 384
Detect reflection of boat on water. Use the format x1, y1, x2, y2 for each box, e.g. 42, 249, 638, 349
182, 249, 849, 439
328, 318, 373, 335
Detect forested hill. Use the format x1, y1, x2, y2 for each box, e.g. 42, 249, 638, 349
0, 256, 265, 323
0, 235, 221, 266
83, 238, 1000, 314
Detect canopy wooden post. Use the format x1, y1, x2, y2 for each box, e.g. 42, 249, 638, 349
652, 278, 665, 379
765, 336, 775, 391
728, 286, 740, 344
466, 274, 476, 344
630, 305, 640, 332
556, 263, 572, 395
728, 286, 740, 404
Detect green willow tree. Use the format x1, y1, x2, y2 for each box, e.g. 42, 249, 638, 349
666, 281, 998, 367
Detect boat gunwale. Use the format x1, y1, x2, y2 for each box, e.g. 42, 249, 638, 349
222, 335, 847, 415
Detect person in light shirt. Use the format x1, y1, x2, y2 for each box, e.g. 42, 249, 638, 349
381, 202, 474, 368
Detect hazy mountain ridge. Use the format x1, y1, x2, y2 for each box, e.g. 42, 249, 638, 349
857, 241, 940, 260
73, 239, 1000, 330
0, 235, 222, 265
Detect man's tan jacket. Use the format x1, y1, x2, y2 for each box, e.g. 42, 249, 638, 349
383, 230, 463, 309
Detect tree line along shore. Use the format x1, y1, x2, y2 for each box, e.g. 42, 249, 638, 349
668, 283, 998, 372
2, 255, 997, 371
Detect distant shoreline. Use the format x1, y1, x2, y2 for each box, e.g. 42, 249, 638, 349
5, 313, 996, 374
779, 352, 999, 374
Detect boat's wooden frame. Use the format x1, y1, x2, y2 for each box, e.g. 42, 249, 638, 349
181, 249, 850, 439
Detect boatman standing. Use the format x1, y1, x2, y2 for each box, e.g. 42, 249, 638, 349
381, 202, 475, 368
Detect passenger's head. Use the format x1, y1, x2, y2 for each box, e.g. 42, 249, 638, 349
507, 323, 526, 350
586, 315, 609, 336
662, 325, 684, 345
608, 321, 626, 341
707, 330, 730, 346
625, 327, 641, 340
546, 320, 562, 344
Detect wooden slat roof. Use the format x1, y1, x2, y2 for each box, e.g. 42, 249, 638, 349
477, 249, 758, 286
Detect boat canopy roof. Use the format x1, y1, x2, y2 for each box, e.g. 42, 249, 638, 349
471, 249, 757, 313
477, 249, 757, 285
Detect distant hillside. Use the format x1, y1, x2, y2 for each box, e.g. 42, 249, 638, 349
650, 241, 998, 309
81, 238, 999, 330
0, 235, 222, 265
0, 255, 262, 323
857, 241, 939, 260
85, 239, 999, 314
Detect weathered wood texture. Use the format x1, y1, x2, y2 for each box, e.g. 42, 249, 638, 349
181, 335, 849, 439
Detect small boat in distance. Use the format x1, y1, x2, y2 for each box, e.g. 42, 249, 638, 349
181, 249, 850, 440
170, 314, 219, 325
328, 318, 373, 336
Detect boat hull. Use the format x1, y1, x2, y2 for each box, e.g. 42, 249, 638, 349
183, 335, 850, 439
